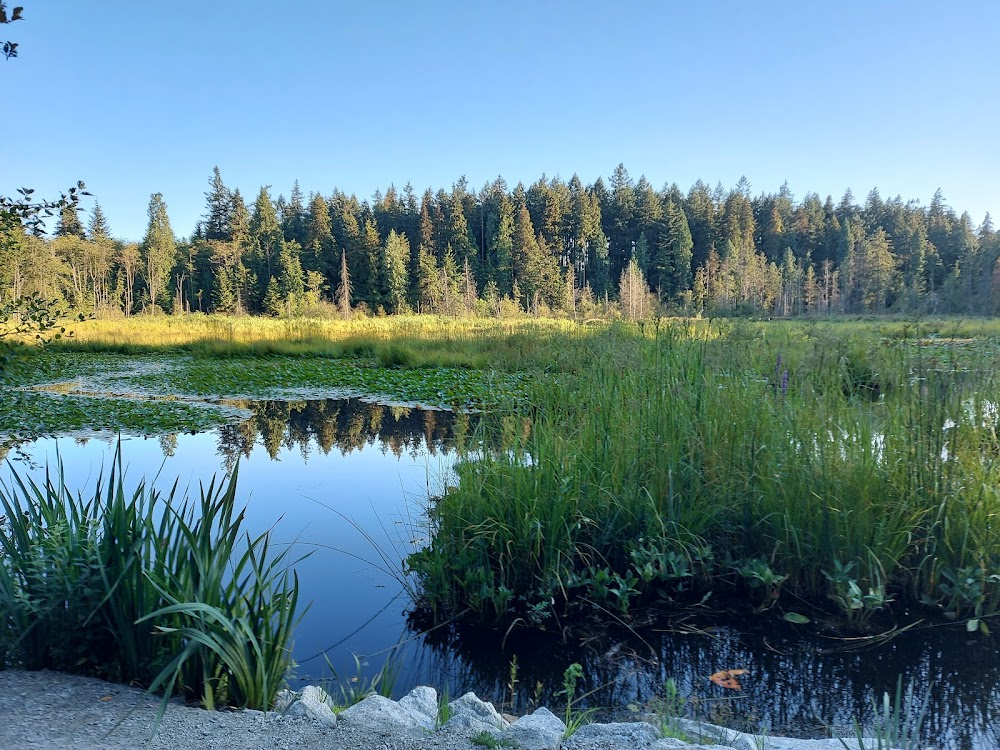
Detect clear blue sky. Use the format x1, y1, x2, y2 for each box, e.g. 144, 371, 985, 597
2, 0, 998, 242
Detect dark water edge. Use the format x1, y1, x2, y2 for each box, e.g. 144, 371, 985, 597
3, 397, 997, 749
406, 613, 999, 750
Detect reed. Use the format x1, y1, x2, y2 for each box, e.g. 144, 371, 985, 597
0, 446, 301, 714
409, 319, 1000, 630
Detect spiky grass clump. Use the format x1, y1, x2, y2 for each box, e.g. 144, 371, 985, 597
0, 447, 301, 714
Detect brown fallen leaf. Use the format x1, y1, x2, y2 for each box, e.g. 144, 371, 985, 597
99, 695, 113, 702
709, 669, 748, 690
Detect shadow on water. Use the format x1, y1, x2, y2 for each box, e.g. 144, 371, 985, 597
4, 397, 997, 749
411, 613, 999, 749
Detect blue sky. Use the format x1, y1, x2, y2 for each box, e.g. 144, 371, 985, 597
2, 0, 998, 241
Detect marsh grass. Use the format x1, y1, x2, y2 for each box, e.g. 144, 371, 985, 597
0, 446, 301, 718
10, 313, 1000, 633
408, 319, 1000, 630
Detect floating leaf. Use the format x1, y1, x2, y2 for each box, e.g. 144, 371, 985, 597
783, 612, 810, 624
709, 669, 747, 690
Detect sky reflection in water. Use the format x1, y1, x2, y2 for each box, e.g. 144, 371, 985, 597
4, 397, 997, 749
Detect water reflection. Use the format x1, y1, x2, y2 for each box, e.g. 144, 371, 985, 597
2, 397, 996, 749
212, 398, 477, 467
410, 616, 999, 750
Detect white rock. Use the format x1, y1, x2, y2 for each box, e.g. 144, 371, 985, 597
398, 685, 438, 729
448, 692, 507, 730
563, 721, 660, 749
295, 685, 338, 727
441, 713, 505, 737
503, 707, 567, 750
339, 694, 423, 729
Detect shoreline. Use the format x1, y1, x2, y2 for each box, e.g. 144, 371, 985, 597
0, 669, 885, 750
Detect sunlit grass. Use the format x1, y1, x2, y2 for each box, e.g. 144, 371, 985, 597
12, 312, 1000, 633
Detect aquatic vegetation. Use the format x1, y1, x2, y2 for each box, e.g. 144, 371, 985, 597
7, 314, 1000, 637
0, 448, 301, 716
407, 318, 1000, 631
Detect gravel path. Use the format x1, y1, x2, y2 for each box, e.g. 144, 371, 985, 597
0, 670, 482, 750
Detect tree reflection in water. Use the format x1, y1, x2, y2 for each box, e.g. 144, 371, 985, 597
214, 398, 480, 468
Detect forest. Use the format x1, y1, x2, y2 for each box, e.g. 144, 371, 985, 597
2, 165, 997, 320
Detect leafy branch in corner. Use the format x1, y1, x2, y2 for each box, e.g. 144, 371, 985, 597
0, 2, 24, 60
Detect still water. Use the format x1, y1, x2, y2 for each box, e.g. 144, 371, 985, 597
3, 397, 997, 749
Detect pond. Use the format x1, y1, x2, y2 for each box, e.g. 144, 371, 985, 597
3, 396, 997, 750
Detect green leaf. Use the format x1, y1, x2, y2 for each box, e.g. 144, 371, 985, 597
783, 612, 810, 624
966, 618, 979, 632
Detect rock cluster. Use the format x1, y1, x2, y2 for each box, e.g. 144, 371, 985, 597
274, 685, 885, 750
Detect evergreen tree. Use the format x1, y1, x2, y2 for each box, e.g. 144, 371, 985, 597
276, 239, 305, 316
859, 227, 897, 312
140, 193, 176, 312
87, 202, 111, 240
607, 163, 637, 281
359, 216, 381, 305
447, 188, 475, 269
415, 245, 442, 313
304, 192, 336, 279
439, 245, 462, 315
283, 180, 307, 247
491, 194, 515, 295
86, 203, 115, 310
685, 180, 718, 271
55, 203, 85, 238
380, 230, 410, 314
249, 186, 283, 309
204, 166, 232, 241
652, 200, 694, 301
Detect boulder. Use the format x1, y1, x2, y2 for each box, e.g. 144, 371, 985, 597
397, 686, 438, 730
272, 685, 337, 727
503, 707, 567, 750
339, 694, 424, 730
448, 692, 508, 730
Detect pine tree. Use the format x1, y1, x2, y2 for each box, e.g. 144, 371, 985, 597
204, 166, 232, 241
607, 163, 637, 281
652, 200, 693, 301
86, 202, 115, 310
304, 192, 335, 281
274, 239, 305, 316
140, 193, 175, 312
381, 230, 410, 314
87, 202, 111, 240
439, 246, 461, 315
249, 187, 284, 311
416, 245, 442, 313
491, 194, 515, 295
283, 180, 307, 246
56, 203, 85, 238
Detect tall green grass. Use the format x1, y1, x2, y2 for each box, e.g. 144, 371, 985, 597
409, 320, 1000, 630
0, 447, 301, 712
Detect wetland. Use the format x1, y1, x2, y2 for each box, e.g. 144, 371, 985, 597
2, 315, 999, 748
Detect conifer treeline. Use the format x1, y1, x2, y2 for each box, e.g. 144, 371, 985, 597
2, 164, 997, 317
